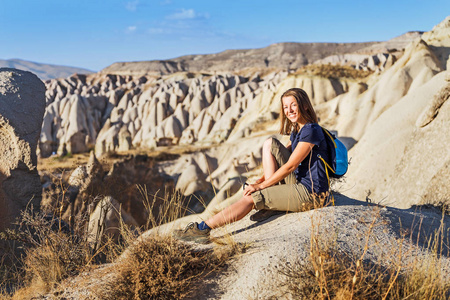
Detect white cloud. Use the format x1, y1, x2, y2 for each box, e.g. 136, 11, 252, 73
166, 8, 209, 20
126, 26, 137, 33
126, 0, 139, 12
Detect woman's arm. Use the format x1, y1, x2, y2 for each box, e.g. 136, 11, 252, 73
244, 141, 313, 195
255, 175, 265, 184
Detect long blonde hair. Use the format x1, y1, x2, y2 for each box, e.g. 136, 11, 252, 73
279, 88, 318, 135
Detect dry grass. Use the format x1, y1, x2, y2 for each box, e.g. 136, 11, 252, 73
37, 152, 91, 172
110, 234, 240, 299
294, 64, 373, 80
3, 185, 448, 299
279, 206, 450, 300
0, 176, 244, 299
0, 209, 95, 298
103, 176, 247, 299
94, 186, 246, 299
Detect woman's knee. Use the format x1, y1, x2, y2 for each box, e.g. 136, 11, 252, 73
242, 194, 255, 208
263, 137, 273, 152
263, 137, 281, 155
263, 137, 277, 153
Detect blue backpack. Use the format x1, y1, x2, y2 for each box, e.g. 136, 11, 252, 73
318, 127, 349, 179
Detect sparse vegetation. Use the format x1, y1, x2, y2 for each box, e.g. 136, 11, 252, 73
111, 235, 241, 299
294, 64, 374, 80
0, 209, 95, 297
2, 188, 449, 299
0, 180, 245, 299
279, 206, 450, 299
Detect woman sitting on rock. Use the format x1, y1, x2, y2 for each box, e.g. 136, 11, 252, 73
174, 88, 330, 243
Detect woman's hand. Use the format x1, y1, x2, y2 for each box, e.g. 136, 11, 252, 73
244, 183, 262, 196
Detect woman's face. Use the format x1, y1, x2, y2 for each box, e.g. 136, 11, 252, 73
282, 96, 300, 124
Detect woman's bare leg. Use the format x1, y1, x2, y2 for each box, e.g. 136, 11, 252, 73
262, 138, 278, 180
205, 195, 255, 229
203, 138, 282, 229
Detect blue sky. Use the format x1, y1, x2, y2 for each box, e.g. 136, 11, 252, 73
0, 0, 448, 71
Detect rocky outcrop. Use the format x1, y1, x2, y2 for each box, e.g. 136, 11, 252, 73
320, 38, 443, 141
40, 72, 288, 158
422, 16, 450, 70
339, 71, 449, 207
0, 68, 46, 231
383, 73, 450, 207
41, 153, 176, 229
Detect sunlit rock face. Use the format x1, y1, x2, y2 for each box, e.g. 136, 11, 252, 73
0, 68, 46, 231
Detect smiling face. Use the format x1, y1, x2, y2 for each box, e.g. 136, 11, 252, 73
279, 88, 317, 135
282, 95, 301, 124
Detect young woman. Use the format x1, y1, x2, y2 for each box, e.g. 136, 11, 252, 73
174, 88, 330, 243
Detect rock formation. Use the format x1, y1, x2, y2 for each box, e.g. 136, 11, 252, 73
325, 17, 450, 207
38, 17, 450, 214
0, 68, 46, 231
6, 16, 450, 300
87, 196, 139, 245
41, 152, 176, 229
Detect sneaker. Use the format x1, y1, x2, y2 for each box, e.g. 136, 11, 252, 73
173, 222, 211, 244
250, 209, 284, 222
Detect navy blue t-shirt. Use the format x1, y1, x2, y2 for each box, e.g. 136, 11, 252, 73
290, 123, 330, 194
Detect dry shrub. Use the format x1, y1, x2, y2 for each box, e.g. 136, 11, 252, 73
22, 231, 90, 291
138, 185, 195, 230
104, 185, 246, 299
108, 185, 247, 299
111, 235, 239, 299
0, 210, 95, 298
279, 206, 450, 300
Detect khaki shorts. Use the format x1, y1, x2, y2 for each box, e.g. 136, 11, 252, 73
252, 138, 313, 212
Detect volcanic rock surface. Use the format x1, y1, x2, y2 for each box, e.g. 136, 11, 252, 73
0, 68, 46, 231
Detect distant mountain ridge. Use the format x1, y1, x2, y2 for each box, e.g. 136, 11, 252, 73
101, 31, 423, 76
0, 59, 93, 81
1, 32, 423, 80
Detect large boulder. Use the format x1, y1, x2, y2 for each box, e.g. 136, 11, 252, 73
341, 71, 450, 207
0, 68, 46, 231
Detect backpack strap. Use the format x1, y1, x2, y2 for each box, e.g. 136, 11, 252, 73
322, 127, 337, 149
317, 154, 334, 206
319, 126, 337, 206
